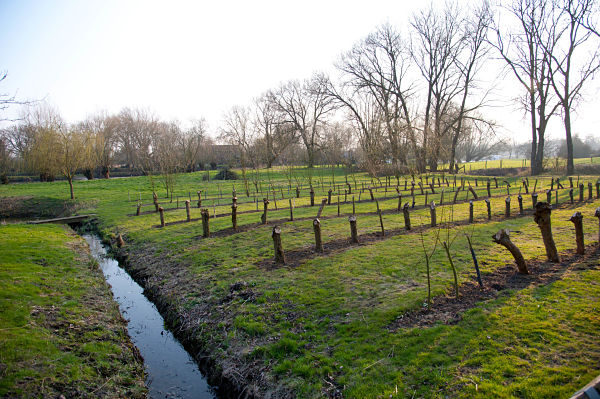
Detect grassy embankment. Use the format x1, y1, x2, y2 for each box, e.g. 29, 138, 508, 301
0, 223, 146, 397
0, 165, 599, 398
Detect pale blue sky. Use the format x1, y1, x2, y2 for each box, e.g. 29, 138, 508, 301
1, 0, 599, 141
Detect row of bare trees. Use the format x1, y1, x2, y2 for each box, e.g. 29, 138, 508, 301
221, 0, 600, 176
0, 106, 214, 198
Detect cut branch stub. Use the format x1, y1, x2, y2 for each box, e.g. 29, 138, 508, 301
533, 202, 559, 262
261, 198, 270, 224
569, 212, 584, 255
272, 226, 285, 264
492, 229, 528, 274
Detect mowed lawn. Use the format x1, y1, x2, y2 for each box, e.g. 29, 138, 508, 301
0, 166, 599, 398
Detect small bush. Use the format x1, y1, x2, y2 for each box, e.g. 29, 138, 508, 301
213, 168, 238, 180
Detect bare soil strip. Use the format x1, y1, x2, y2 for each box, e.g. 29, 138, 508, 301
389, 244, 600, 330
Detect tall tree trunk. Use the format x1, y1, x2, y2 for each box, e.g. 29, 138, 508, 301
564, 105, 574, 175
68, 177, 74, 200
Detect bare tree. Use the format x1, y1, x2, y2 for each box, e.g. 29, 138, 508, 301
335, 24, 418, 171
492, 0, 561, 175
253, 94, 296, 168
179, 118, 208, 172
544, 0, 600, 174
219, 105, 255, 193
57, 126, 91, 199
268, 75, 337, 168
79, 112, 117, 178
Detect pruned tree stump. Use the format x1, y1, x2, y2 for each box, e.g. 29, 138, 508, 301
158, 206, 165, 227
272, 226, 285, 264
534, 202, 559, 262
569, 212, 584, 255
201, 208, 210, 238
403, 203, 411, 230
313, 218, 323, 253
349, 215, 358, 243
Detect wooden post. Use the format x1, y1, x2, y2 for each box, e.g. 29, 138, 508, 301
197, 190, 202, 208
231, 204, 237, 231
596, 182, 600, 199
485, 199, 491, 220
337, 196, 340, 216
310, 186, 315, 206
313, 219, 323, 253
349, 215, 359, 243
569, 188, 574, 204
201, 208, 210, 237
136, 202, 141, 216
579, 183, 584, 202
317, 198, 327, 218
595, 207, 600, 244
534, 202, 560, 262
185, 200, 191, 222
272, 226, 285, 264
588, 182, 593, 200
328, 189, 332, 205
517, 194, 523, 215
261, 198, 269, 224
403, 203, 411, 230
289, 199, 294, 221
158, 206, 165, 227
505, 196, 511, 218
532, 193, 538, 208
492, 229, 528, 274
375, 200, 385, 236
569, 212, 585, 255
469, 200, 474, 223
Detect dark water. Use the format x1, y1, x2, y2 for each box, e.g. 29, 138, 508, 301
83, 234, 216, 399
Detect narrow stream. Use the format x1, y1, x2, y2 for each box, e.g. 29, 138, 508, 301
83, 234, 216, 399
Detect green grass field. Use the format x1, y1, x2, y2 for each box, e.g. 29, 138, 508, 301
0, 223, 146, 397
0, 165, 599, 398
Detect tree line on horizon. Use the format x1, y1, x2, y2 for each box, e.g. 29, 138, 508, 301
1, 0, 600, 191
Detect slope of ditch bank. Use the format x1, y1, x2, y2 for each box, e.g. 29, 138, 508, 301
0, 223, 147, 397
